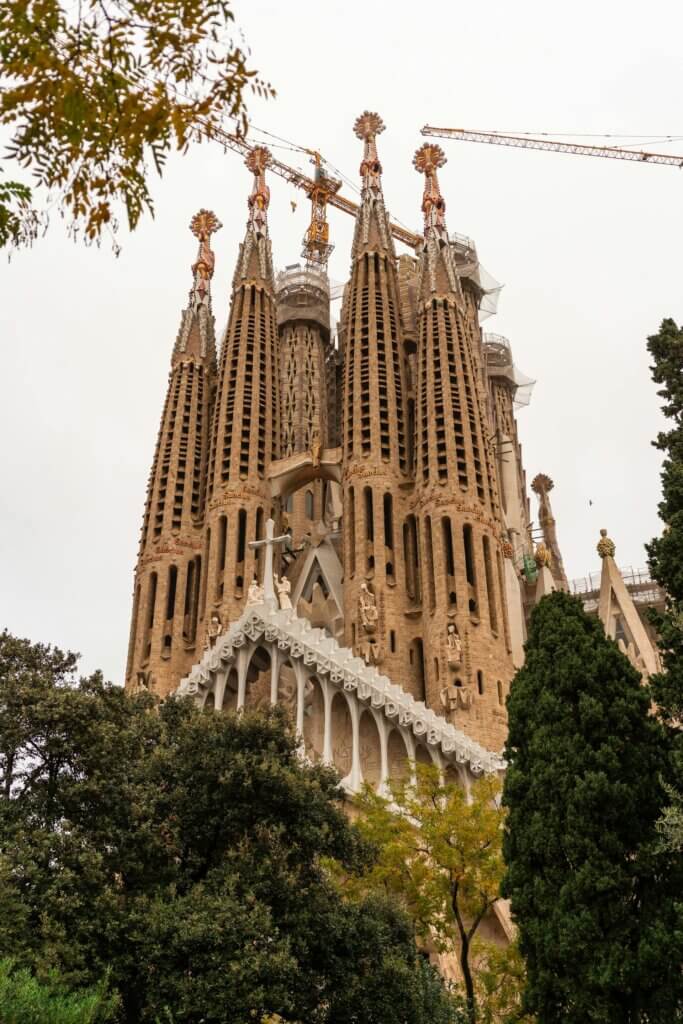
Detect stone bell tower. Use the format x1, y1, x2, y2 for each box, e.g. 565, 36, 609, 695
204, 147, 281, 636
340, 112, 414, 693
412, 144, 514, 751
125, 210, 220, 697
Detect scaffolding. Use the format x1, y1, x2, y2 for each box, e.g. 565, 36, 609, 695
482, 333, 536, 408
570, 566, 665, 613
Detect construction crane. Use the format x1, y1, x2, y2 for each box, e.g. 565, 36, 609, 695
420, 125, 683, 168
205, 121, 422, 264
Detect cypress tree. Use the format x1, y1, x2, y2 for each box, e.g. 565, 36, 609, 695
646, 317, 683, 724
502, 591, 682, 1023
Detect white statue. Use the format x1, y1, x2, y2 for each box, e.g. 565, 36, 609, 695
246, 578, 264, 607
204, 612, 222, 650
275, 574, 293, 611
359, 582, 378, 632
446, 622, 462, 666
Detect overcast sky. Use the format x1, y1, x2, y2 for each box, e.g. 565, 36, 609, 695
1, 0, 681, 682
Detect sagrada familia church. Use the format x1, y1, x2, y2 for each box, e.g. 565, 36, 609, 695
124, 111, 663, 802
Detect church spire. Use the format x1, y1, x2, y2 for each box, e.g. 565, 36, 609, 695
126, 211, 220, 697
205, 145, 280, 631
234, 145, 275, 290
350, 111, 394, 258
413, 143, 461, 300
173, 209, 221, 366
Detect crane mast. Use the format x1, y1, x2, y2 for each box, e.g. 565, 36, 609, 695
207, 122, 423, 259
421, 126, 683, 168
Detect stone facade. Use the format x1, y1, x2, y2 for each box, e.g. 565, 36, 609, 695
125, 115, 541, 755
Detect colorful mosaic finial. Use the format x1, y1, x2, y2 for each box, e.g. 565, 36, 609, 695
413, 143, 448, 236
189, 208, 221, 303
597, 528, 616, 559
354, 112, 385, 191
246, 146, 272, 234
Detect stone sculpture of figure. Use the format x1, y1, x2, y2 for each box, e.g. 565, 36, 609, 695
205, 611, 222, 650
446, 623, 462, 667
246, 578, 264, 607
440, 683, 459, 719
310, 430, 322, 468
275, 574, 293, 611
359, 582, 379, 633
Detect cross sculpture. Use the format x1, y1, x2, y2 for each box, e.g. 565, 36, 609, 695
248, 517, 290, 610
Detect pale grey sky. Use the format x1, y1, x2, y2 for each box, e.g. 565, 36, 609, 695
1, 0, 681, 682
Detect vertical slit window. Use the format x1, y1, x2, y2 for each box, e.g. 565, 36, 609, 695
483, 535, 498, 633
414, 639, 426, 703
166, 565, 177, 621
200, 528, 210, 619
364, 487, 374, 573
216, 516, 227, 600
477, 670, 484, 695
463, 524, 478, 616
441, 516, 457, 608
348, 487, 356, 576
424, 516, 436, 611
144, 572, 157, 661
255, 507, 264, 579
383, 493, 394, 583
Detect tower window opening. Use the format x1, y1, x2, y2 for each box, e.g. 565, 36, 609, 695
383, 493, 395, 583
483, 535, 498, 634
390, 629, 396, 653
237, 508, 247, 564
424, 516, 436, 612
200, 528, 210, 620
216, 515, 227, 600
364, 487, 374, 574
183, 557, 199, 644
144, 572, 158, 662
255, 507, 264, 579
348, 487, 356, 576
441, 516, 457, 609
477, 671, 484, 696
463, 524, 478, 616
497, 680, 504, 705
305, 490, 314, 520
414, 638, 426, 704
166, 565, 178, 621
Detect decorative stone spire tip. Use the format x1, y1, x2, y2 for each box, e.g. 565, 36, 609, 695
531, 472, 554, 495
597, 528, 616, 559
245, 145, 272, 234
413, 143, 448, 237
189, 208, 221, 304
353, 111, 385, 141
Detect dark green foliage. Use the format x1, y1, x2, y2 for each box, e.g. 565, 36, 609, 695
0, 959, 118, 1024
502, 592, 683, 1023
646, 318, 683, 724
0, 629, 458, 1024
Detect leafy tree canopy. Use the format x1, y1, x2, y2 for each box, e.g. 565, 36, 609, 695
346, 765, 529, 1024
0, 0, 273, 248
0, 629, 459, 1024
502, 591, 683, 1024
0, 959, 118, 1024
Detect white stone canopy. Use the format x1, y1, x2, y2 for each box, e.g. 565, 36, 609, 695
178, 597, 505, 793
